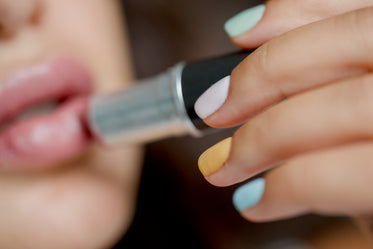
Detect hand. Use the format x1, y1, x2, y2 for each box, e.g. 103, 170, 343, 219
196, 0, 373, 225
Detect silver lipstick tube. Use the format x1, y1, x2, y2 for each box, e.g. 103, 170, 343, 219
89, 63, 201, 145
89, 50, 252, 145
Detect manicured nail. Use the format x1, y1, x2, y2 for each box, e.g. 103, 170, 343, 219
198, 137, 232, 176
233, 178, 265, 211
194, 76, 230, 119
224, 4, 266, 37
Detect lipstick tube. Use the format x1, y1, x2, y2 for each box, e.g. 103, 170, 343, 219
89, 50, 252, 144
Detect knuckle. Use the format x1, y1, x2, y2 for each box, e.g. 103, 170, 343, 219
346, 7, 373, 50
236, 111, 280, 163
354, 7, 373, 31
279, 158, 316, 213
360, 145, 373, 175
246, 41, 288, 99
347, 75, 373, 128
238, 115, 269, 151
252, 42, 274, 80
279, 161, 305, 202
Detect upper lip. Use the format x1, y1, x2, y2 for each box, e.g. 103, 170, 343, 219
0, 56, 92, 128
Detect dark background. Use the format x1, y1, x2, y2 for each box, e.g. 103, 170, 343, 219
113, 1, 349, 248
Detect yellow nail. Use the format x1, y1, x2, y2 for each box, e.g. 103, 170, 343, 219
198, 137, 232, 176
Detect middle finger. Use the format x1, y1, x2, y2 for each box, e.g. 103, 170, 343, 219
200, 73, 373, 186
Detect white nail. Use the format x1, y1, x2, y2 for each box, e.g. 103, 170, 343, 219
194, 76, 230, 119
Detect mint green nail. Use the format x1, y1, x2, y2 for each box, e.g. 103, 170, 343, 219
233, 178, 265, 211
224, 4, 266, 37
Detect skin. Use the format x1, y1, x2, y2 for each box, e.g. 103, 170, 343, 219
3, 0, 373, 247
0, 0, 142, 248
202, 0, 373, 232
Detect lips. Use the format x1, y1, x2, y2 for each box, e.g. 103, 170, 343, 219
0, 56, 93, 168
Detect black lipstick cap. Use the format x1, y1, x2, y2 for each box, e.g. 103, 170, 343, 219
181, 50, 253, 130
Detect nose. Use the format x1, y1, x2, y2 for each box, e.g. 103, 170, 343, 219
0, 0, 39, 35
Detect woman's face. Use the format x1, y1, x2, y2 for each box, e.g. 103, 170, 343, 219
0, 0, 141, 248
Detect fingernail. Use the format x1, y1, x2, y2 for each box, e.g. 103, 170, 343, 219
198, 137, 232, 176
233, 178, 265, 211
194, 76, 230, 119
224, 4, 266, 37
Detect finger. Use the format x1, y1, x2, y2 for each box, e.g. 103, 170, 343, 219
195, 7, 373, 128
225, 0, 373, 48
199, 73, 373, 186
232, 142, 373, 222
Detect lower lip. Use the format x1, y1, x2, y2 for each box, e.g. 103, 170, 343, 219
0, 97, 90, 168
0, 57, 93, 168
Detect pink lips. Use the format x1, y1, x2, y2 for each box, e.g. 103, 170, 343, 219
0, 57, 93, 168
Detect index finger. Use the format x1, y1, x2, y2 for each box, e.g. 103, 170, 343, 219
196, 7, 373, 128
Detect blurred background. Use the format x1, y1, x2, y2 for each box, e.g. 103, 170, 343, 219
113, 0, 371, 248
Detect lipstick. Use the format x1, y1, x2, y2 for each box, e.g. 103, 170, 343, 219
89, 50, 252, 144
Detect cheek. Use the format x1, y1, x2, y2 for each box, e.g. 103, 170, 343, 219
41, 0, 132, 92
